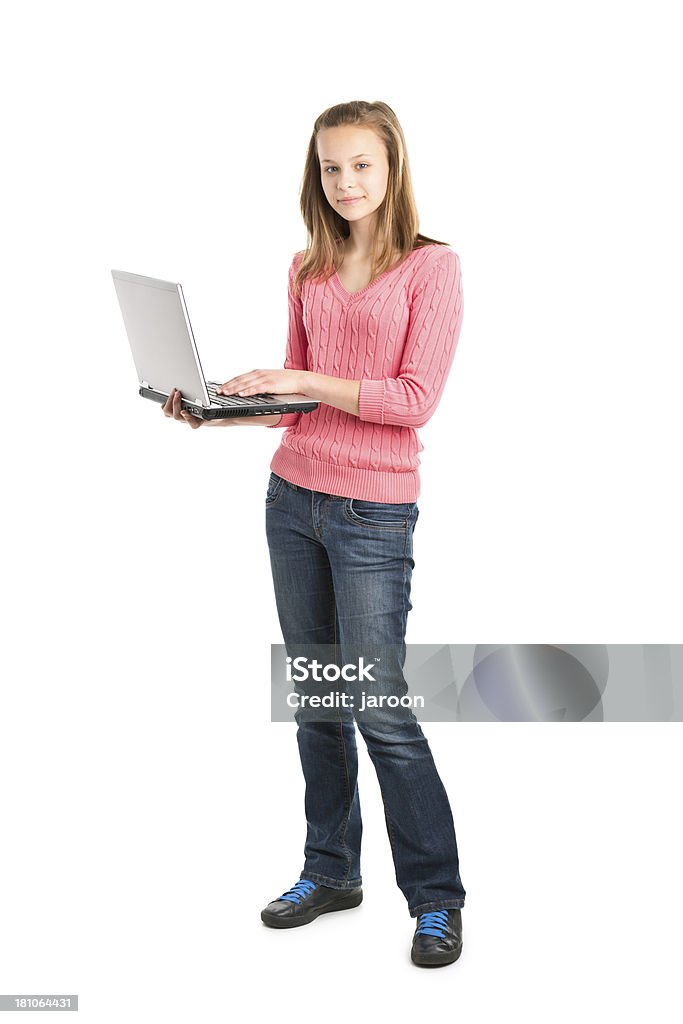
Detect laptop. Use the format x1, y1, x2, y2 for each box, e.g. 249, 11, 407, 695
111, 269, 318, 420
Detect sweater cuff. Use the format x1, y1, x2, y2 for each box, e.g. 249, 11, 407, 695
267, 412, 301, 428
358, 378, 385, 425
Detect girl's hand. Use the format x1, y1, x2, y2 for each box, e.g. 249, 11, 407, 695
216, 369, 308, 397
161, 387, 204, 429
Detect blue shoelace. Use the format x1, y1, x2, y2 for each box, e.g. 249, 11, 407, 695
279, 879, 317, 904
416, 909, 450, 938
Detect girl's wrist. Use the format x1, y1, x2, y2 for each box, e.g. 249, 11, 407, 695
301, 371, 321, 399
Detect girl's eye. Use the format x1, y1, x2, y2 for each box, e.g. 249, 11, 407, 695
324, 163, 369, 173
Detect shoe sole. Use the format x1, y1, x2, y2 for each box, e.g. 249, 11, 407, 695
411, 944, 463, 967
261, 890, 363, 929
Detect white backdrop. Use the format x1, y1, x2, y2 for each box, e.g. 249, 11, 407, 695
2, 0, 682, 1019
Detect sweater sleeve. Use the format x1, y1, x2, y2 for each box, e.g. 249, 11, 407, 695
268, 254, 309, 429
357, 249, 463, 429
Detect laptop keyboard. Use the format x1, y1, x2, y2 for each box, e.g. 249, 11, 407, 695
206, 382, 278, 407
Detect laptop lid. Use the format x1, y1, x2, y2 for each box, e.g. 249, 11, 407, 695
111, 269, 211, 407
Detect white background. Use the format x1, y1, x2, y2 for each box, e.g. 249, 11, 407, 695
2, 0, 682, 1019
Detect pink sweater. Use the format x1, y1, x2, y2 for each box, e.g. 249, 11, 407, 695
268, 243, 464, 502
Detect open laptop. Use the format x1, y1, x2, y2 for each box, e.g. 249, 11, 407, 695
111, 269, 318, 420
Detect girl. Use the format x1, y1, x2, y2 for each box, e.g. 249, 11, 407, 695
163, 99, 466, 968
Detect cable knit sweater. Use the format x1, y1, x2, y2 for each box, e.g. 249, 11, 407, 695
268, 243, 464, 502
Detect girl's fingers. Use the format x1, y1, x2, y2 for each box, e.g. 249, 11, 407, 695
161, 387, 201, 426
217, 372, 267, 395
218, 379, 247, 395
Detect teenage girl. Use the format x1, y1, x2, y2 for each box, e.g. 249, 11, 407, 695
162, 99, 466, 968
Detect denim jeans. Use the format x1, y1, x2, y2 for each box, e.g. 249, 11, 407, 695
265, 471, 466, 916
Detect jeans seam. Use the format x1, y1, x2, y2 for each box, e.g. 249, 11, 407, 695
380, 518, 409, 894
402, 520, 412, 642
332, 594, 354, 884
336, 722, 353, 883
383, 803, 399, 861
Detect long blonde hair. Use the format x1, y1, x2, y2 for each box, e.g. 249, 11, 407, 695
293, 99, 449, 297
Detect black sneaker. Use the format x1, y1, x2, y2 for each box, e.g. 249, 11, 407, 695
261, 879, 363, 929
411, 909, 463, 966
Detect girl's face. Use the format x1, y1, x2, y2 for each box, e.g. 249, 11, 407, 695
317, 126, 390, 228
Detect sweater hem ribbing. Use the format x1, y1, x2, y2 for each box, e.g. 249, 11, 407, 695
270, 446, 420, 502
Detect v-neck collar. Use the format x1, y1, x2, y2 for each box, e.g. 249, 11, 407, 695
328, 246, 432, 304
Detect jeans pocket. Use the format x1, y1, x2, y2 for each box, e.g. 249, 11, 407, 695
343, 498, 416, 530
265, 471, 285, 507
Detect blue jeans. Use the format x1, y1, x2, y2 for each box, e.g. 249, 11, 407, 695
265, 471, 466, 916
